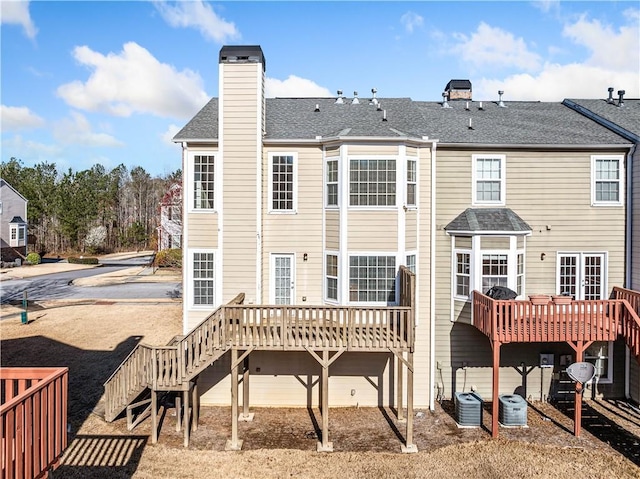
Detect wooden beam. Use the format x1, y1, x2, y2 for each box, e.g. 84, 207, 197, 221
491, 341, 500, 438
317, 349, 333, 452
305, 347, 345, 368
151, 390, 158, 444
226, 348, 243, 450
183, 387, 190, 447
390, 348, 414, 372
230, 347, 255, 370
397, 354, 404, 422
192, 379, 199, 432
240, 355, 254, 422
401, 352, 417, 453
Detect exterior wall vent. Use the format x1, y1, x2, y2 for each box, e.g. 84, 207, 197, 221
454, 392, 483, 427
498, 394, 527, 426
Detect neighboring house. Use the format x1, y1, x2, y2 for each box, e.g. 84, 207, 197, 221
0, 179, 28, 262
563, 92, 640, 403
172, 45, 636, 411
157, 182, 183, 250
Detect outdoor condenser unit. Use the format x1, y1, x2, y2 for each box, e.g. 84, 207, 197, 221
454, 392, 483, 427
499, 394, 527, 426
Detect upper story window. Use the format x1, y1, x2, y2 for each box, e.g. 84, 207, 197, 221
406, 254, 416, 274
473, 155, 505, 205
192, 250, 215, 306
406, 159, 417, 207
592, 155, 622, 206
455, 251, 471, 297
349, 159, 396, 207
270, 153, 297, 212
349, 255, 396, 303
194, 155, 215, 210
325, 253, 338, 301
326, 159, 338, 207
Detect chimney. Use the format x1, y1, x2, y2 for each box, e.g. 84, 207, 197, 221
617, 89, 625, 107
444, 79, 472, 101
607, 87, 615, 104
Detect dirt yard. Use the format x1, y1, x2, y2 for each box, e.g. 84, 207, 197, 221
2, 299, 640, 478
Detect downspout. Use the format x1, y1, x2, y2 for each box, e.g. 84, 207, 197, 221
625, 144, 636, 399
429, 141, 438, 411
181, 141, 189, 335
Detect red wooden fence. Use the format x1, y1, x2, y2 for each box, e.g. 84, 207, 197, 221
1, 367, 68, 479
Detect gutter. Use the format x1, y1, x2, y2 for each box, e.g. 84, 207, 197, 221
430, 141, 438, 411
625, 143, 636, 400
439, 142, 632, 151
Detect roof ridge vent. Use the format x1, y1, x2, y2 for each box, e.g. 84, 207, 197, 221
441, 92, 451, 109
607, 87, 615, 104
498, 91, 507, 108
352, 91, 360, 105
370, 87, 379, 106
335, 90, 344, 104
617, 89, 625, 107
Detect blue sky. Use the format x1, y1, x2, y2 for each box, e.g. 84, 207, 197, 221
1, 1, 638, 176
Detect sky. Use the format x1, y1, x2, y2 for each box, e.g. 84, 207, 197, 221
1, 1, 638, 177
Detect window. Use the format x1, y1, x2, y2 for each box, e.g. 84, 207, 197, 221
481, 254, 508, 291
473, 155, 505, 205
349, 255, 396, 302
18, 227, 25, 241
592, 155, 622, 205
9, 224, 25, 247
193, 251, 215, 306
455, 252, 471, 297
193, 155, 215, 209
349, 159, 396, 206
516, 253, 524, 296
406, 254, 416, 274
271, 154, 296, 211
585, 341, 613, 384
10, 228, 17, 241
326, 159, 338, 207
406, 159, 416, 206
326, 254, 338, 301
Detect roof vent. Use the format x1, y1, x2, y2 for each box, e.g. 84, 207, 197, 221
478, 101, 484, 111
352, 91, 360, 105
465, 101, 470, 111
335, 90, 344, 104
370, 88, 379, 106
498, 91, 507, 108
314, 104, 320, 112
617, 89, 625, 107
468, 118, 474, 130
382, 110, 387, 122
377, 102, 382, 112
441, 92, 451, 109
607, 87, 615, 104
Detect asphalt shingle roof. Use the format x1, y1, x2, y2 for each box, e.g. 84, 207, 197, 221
563, 98, 640, 142
445, 208, 532, 233
173, 95, 632, 146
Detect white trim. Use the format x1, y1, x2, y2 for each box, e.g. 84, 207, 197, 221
325, 157, 339, 208
406, 156, 418, 208
256, 66, 263, 302
324, 251, 340, 303
556, 251, 608, 300
187, 248, 217, 310
591, 154, 624, 207
267, 152, 298, 214
398, 145, 406, 276
429, 142, 437, 411
347, 252, 399, 306
339, 145, 349, 303
472, 154, 506, 206
269, 253, 296, 305
187, 151, 217, 213
217, 62, 225, 311
347, 155, 399, 208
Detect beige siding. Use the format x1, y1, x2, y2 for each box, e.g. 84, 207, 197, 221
406, 146, 418, 157
347, 211, 397, 250
348, 145, 399, 156
262, 146, 324, 304
325, 210, 340, 250
632, 148, 640, 290
221, 63, 261, 304
186, 213, 218, 248
435, 149, 627, 401
325, 145, 340, 157
405, 210, 417, 250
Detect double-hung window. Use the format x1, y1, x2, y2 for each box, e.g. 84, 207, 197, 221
349, 255, 396, 303
192, 251, 215, 306
326, 159, 338, 207
592, 155, 622, 205
481, 254, 508, 291
349, 159, 396, 206
406, 159, 417, 207
270, 153, 296, 212
455, 252, 471, 297
193, 155, 215, 210
325, 253, 338, 301
473, 155, 505, 205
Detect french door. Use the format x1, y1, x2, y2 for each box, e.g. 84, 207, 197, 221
271, 254, 295, 305
557, 253, 606, 300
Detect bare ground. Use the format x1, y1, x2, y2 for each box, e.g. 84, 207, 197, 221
2, 299, 640, 478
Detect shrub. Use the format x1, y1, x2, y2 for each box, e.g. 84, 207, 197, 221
68, 256, 99, 265
156, 248, 182, 268
26, 252, 42, 265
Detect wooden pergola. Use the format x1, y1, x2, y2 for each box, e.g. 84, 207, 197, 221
472, 286, 640, 438
105, 267, 417, 453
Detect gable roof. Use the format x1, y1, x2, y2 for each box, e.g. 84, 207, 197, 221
445, 208, 532, 234
0, 179, 28, 202
173, 96, 632, 147
562, 98, 640, 143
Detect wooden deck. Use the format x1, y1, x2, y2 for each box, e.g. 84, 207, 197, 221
1, 367, 69, 479
472, 286, 640, 439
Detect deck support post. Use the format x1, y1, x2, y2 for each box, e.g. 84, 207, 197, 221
192, 378, 199, 432
491, 341, 501, 438
151, 389, 158, 444
567, 340, 592, 437
239, 355, 254, 421
401, 351, 417, 453
318, 350, 333, 452
226, 348, 243, 450
397, 354, 404, 422
183, 385, 190, 447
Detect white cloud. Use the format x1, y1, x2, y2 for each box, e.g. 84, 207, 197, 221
154, 0, 239, 43
2, 135, 62, 158
452, 22, 542, 72
265, 76, 332, 98
52, 111, 124, 147
56, 42, 210, 119
0, 0, 37, 39
400, 12, 423, 34
531, 0, 560, 15
162, 124, 182, 146
1, 105, 45, 131
562, 11, 640, 72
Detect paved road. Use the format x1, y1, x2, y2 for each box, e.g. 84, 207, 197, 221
0, 256, 181, 304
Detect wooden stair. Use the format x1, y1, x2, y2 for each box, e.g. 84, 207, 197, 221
612, 287, 640, 365
103, 294, 244, 423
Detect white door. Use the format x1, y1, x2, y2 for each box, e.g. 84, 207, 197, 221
271, 254, 295, 304
557, 253, 606, 300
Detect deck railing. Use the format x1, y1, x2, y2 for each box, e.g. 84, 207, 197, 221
1, 367, 68, 479
472, 291, 621, 344
612, 287, 640, 361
